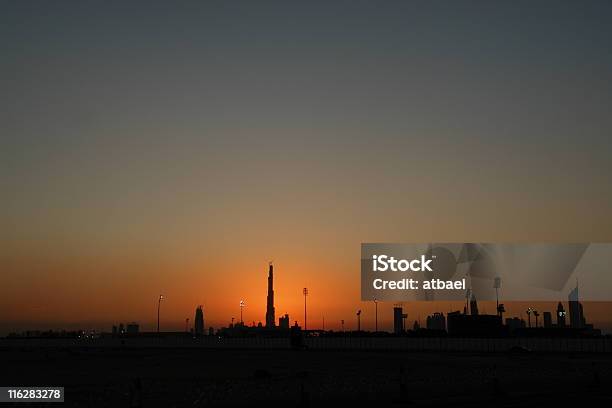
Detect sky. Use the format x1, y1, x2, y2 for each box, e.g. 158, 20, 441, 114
1, 1, 612, 334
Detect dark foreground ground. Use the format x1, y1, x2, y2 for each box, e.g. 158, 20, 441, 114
1, 347, 611, 407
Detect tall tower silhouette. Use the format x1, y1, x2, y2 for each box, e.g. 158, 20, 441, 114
194, 305, 204, 337
265, 262, 275, 328
568, 281, 584, 329
469, 293, 479, 316
556, 302, 566, 327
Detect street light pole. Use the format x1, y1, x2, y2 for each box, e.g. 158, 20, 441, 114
374, 298, 378, 332
357, 310, 361, 332
240, 300, 245, 324
157, 294, 164, 333
303, 288, 308, 331
494, 277, 501, 317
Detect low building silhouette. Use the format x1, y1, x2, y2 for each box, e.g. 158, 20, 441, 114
543, 312, 552, 328
505, 317, 525, 333
426, 312, 446, 331
447, 313, 503, 337
126, 322, 139, 334
279, 314, 290, 329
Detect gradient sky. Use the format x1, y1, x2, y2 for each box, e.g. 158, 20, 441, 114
2, 1, 612, 334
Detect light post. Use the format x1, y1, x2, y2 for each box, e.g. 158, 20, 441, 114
526, 308, 533, 328
357, 310, 362, 332
374, 298, 378, 332
494, 277, 501, 316
157, 294, 164, 333
240, 300, 245, 324
303, 288, 308, 331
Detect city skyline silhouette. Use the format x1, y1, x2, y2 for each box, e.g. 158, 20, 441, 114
2, 2, 612, 406
4, 260, 609, 337
2, 0, 612, 336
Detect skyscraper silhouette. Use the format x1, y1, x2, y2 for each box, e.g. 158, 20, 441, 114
469, 293, 479, 316
568, 283, 585, 329
393, 306, 406, 334
265, 262, 275, 328
194, 305, 204, 337
556, 302, 567, 327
